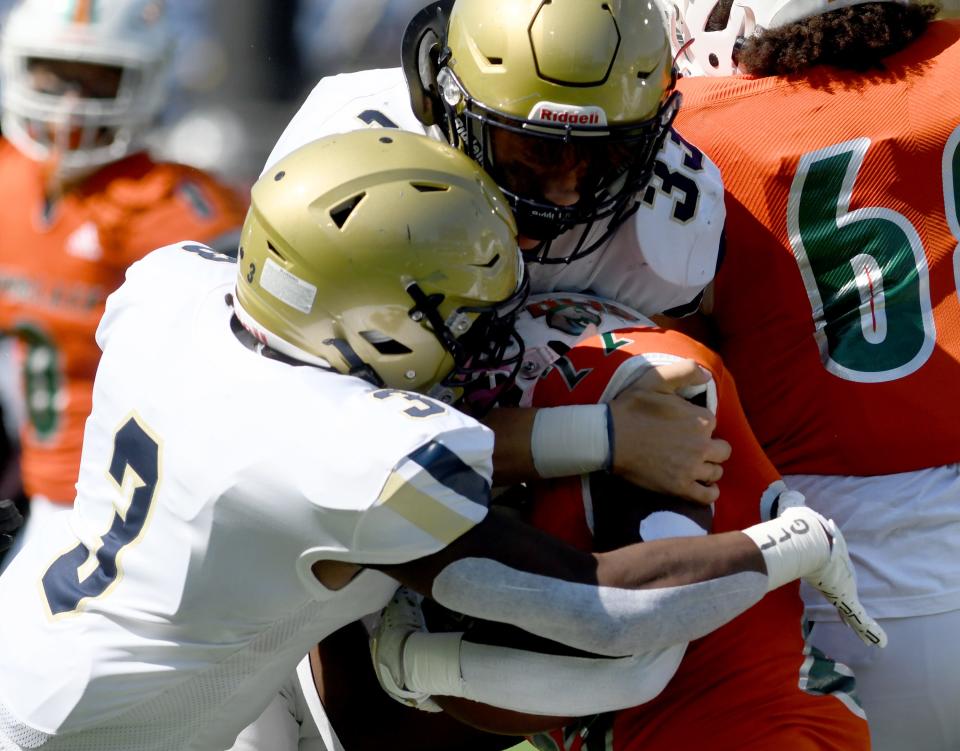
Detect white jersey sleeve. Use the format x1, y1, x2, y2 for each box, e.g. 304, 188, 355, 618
264, 68, 429, 174
276, 406, 495, 597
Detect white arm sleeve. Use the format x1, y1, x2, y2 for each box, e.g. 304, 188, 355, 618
432, 557, 766, 657
402, 630, 686, 715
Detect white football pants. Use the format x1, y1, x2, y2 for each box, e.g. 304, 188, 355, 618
228, 656, 344, 751
809, 611, 960, 751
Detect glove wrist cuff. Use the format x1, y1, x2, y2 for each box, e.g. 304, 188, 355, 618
742, 506, 830, 591
402, 631, 465, 699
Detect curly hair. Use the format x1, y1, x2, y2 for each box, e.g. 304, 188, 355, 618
736, 2, 941, 75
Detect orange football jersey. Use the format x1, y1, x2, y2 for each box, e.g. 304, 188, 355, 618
675, 20, 960, 475
0, 140, 245, 503
527, 328, 869, 751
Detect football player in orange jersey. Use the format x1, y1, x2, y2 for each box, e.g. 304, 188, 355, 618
370, 293, 877, 751
670, 2, 958, 749
524, 307, 871, 751
0, 0, 245, 565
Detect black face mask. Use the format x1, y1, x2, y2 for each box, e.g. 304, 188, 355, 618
405, 270, 530, 414
440, 68, 681, 261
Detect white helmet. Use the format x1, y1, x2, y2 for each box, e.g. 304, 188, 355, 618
670, 0, 910, 76
0, 0, 172, 176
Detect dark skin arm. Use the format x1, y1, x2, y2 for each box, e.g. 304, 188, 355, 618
309, 505, 764, 740
485, 361, 731, 504
314, 506, 764, 598
370, 506, 764, 598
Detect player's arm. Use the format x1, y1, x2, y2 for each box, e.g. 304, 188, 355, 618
371, 504, 764, 658
370, 587, 685, 725
485, 359, 730, 504
357, 497, 883, 721
328, 432, 883, 658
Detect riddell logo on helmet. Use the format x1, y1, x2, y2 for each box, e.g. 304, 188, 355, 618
528, 102, 608, 127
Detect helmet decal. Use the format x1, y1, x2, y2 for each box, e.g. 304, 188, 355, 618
260, 258, 317, 316
526, 102, 608, 128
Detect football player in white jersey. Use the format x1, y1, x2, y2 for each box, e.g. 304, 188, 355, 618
0, 129, 881, 751
266, 0, 731, 506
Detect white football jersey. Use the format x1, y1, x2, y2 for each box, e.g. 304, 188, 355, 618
0, 245, 492, 751
266, 68, 725, 317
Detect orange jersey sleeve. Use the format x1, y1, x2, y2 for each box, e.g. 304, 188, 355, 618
675, 20, 960, 475
524, 328, 869, 751
0, 143, 245, 503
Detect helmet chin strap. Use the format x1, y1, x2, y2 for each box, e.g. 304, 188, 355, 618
322, 338, 386, 387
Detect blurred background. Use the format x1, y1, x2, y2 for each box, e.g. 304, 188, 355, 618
2, 0, 957, 191
0, 0, 435, 189
195, 0, 956, 192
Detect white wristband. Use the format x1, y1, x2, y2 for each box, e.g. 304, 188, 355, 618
402, 629, 684, 715
402, 630, 466, 699
742, 506, 831, 591
531, 404, 612, 479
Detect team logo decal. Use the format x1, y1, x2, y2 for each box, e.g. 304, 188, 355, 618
601, 332, 633, 355
546, 304, 602, 336
526, 296, 643, 324
549, 356, 592, 391
527, 101, 608, 127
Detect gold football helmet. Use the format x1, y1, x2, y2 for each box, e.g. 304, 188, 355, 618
234, 129, 527, 404
402, 0, 681, 259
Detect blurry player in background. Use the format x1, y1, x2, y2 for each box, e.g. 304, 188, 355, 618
669, 1, 959, 748
267, 0, 731, 506
0, 128, 876, 751
0, 0, 245, 564
373, 293, 875, 751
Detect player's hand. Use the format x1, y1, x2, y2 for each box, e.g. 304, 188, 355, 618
779, 503, 887, 649
610, 359, 731, 505
0, 499, 23, 555
369, 587, 442, 712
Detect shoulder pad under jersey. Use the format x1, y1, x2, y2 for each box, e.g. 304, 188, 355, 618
632, 128, 725, 307
264, 68, 429, 174
97, 243, 234, 350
